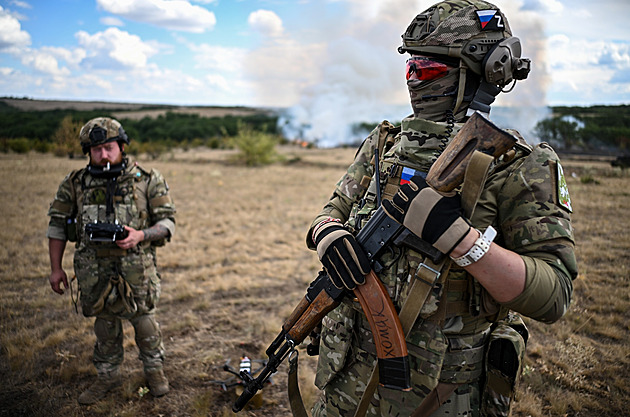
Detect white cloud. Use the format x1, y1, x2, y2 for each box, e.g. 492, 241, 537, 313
20, 49, 70, 76
41, 46, 87, 69
96, 0, 216, 33
9, 1, 32, 9
0, 67, 16, 76
75, 27, 159, 69
190, 44, 245, 73
0, 6, 31, 51
520, 0, 563, 13
248, 10, 284, 38
544, 34, 630, 104
100, 16, 125, 26
599, 44, 630, 69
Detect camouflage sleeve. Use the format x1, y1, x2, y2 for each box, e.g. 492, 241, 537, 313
305, 124, 382, 249
46, 171, 77, 240
147, 168, 176, 238
495, 143, 577, 322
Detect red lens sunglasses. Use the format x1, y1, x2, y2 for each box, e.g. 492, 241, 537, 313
406, 56, 451, 81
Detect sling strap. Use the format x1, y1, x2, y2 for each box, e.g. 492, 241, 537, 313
354, 151, 495, 417
354, 256, 452, 417
287, 349, 309, 417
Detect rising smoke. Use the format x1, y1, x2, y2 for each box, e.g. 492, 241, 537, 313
279, 0, 552, 147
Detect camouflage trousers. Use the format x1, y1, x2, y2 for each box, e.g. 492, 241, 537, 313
93, 312, 165, 375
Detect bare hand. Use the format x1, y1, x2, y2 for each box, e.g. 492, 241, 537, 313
116, 226, 144, 250
49, 269, 68, 295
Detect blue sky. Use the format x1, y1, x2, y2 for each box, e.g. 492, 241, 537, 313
1, 0, 629, 144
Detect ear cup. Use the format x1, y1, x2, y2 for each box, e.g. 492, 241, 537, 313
482, 37, 530, 86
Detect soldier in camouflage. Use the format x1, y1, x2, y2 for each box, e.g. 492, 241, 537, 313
47, 117, 176, 405
307, 1, 577, 416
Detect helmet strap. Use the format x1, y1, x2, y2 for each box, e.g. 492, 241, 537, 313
452, 64, 468, 117
466, 80, 502, 118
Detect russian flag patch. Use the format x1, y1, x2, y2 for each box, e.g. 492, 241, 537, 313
400, 167, 426, 185
476, 9, 504, 31
400, 167, 417, 185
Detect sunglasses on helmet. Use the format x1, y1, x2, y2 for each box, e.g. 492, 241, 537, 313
405, 56, 451, 81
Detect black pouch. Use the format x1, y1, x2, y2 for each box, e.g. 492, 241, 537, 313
65, 217, 78, 242
480, 312, 529, 416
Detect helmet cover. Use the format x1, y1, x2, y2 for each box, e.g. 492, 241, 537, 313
79, 117, 129, 154
398, 1, 513, 76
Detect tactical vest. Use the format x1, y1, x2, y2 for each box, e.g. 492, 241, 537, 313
345, 120, 534, 325
65, 165, 152, 255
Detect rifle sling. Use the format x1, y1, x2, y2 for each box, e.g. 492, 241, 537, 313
354, 151, 493, 417
354, 256, 450, 417
461, 150, 493, 219
287, 350, 309, 417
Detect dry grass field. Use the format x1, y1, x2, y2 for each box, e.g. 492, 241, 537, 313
0, 146, 628, 417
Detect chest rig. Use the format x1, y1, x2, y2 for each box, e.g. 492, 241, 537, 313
346, 116, 499, 329
69, 163, 151, 253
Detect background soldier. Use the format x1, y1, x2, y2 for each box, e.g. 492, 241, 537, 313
307, 1, 577, 416
47, 117, 176, 405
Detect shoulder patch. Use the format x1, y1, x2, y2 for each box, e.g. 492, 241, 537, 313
555, 162, 573, 213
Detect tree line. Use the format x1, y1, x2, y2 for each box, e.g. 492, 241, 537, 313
1, 99, 628, 156
0, 100, 280, 157
534, 104, 630, 153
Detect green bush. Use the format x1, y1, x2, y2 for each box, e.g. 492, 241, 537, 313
230, 124, 281, 166
6, 137, 31, 153
51, 115, 82, 157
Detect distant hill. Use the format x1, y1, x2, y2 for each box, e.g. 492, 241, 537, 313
0, 97, 274, 119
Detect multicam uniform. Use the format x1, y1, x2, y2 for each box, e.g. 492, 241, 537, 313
307, 116, 577, 416
47, 159, 175, 375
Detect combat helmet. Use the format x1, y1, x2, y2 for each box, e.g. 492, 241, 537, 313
399, 0, 531, 116
79, 117, 130, 154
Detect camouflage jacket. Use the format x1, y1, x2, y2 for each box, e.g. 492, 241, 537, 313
308, 115, 577, 330
47, 159, 176, 316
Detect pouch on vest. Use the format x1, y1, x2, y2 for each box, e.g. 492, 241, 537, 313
89, 274, 138, 318
480, 312, 528, 416
65, 217, 78, 242
313, 302, 356, 390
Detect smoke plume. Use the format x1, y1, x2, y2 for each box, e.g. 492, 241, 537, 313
280, 1, 552, 147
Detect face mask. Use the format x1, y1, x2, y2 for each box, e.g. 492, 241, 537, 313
407, 68, 459, 121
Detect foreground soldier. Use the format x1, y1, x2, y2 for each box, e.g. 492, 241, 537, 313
307, 1, 577, 416
47, 117, 176, 405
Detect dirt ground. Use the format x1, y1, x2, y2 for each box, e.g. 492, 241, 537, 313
0, 147, 628, 417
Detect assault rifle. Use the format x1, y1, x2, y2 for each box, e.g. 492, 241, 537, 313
232, 112, 518, 412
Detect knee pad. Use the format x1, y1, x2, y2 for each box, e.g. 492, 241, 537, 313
134, 315, 159, 339
94, 318, 121, 342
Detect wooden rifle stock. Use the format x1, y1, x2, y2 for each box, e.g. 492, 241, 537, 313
427, 111, 517, 192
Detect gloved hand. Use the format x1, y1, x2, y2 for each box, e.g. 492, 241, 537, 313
382, 176, 471, 255
313, 219, 371, 290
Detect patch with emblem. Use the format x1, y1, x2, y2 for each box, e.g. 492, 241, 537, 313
556, 162, 573, 212
476, 9, 504, 31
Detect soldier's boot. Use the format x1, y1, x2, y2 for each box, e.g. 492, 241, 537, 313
78, 369, 121, 405
146, 368, 169, 397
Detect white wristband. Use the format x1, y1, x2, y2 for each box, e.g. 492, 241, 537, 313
450, 226, 497, 267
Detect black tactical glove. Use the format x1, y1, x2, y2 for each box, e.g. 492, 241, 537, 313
382, 176, 471, 255
313, 219, 371, 290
